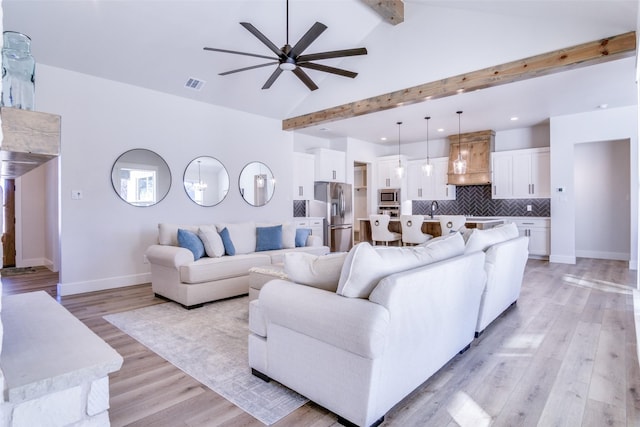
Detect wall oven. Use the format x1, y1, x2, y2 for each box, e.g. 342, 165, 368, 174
378, 188, 401, 206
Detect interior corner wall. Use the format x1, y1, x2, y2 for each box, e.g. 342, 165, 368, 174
15, 166, 46, 268
34, 64, 293, 296
549, 105, 638, 270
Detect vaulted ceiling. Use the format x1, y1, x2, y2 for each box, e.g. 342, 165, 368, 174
3, 0, 638, 144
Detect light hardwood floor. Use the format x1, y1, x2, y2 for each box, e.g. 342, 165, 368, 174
2, 258, 639, 426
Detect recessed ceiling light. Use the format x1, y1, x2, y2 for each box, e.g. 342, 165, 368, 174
437, 128, 444, 132
598, 103, 608, 109
380, 137, 387, 141
319, 127, 330, 132
510, 116, 519, 121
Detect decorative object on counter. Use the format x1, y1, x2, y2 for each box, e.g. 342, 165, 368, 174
369, 214, 401, 246
239, 161, 275, 207
2, 31, 35, 110
422, 116, 433, 176
183, 156, 229, 207
395, 121, 405, 178
452, 111, 467, 175
111, 149, 171, 207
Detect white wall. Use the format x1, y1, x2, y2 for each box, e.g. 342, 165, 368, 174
33, 64, 294, 295
574, 139, 630, 260
550, 106, 638, 270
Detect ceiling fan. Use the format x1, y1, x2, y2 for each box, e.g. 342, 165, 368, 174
203, 0, 367, 91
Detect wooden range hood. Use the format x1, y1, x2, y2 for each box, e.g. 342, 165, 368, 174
447, 130, 495, 186
1, 107, 61, 179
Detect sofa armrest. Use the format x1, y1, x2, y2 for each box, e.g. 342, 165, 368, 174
306, 234, 322, 247
145, 244, 194, 269
259, 280, 389, 359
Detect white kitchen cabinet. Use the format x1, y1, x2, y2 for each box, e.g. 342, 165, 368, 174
508, 218, 550, 258
377, 155, 407, 189
292, 152, 315, 200
407, 157, 455, 200
492, 148, 550, 199
310, 148, 345, 182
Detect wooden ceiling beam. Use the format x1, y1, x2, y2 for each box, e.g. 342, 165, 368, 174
361, 1, 404, 25
283, 31, 636, 131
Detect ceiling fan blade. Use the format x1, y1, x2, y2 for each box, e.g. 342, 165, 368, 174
240, 22, 284, 57
204, 47, 277, 61
289, 22, 327, 58
219, 62, 279, 76
262, 67, 284, 89
297, 62, 358, 78
297, 47, 367, 62
292, 67, 319, 91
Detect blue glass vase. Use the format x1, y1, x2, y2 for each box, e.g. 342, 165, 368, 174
2, 31, 35, 110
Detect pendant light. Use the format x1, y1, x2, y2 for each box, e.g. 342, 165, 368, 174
422, 116, 433, 176
453, 110, 467, 175
395, 121, 404, 178
193, 160, 208, 191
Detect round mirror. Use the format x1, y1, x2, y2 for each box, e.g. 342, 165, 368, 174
111, 149, 171, 207
183, 156, 229, 207
238, 161, 275, 207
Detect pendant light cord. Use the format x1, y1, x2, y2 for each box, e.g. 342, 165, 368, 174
286, 0, 289, 45
425, 116, 431, 162
397, 121, 402, 167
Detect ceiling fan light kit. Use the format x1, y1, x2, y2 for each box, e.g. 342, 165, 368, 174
203, 0, 367, 91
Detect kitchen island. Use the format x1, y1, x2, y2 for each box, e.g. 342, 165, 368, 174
358, 216, 506, 243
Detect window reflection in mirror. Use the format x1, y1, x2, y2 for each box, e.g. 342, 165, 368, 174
111, 149, 171, 207
183, 156, 229, 207
239, 161, 275, 207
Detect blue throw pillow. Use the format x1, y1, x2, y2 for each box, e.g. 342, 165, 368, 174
177, 228, 205, 259
295, 228, 312, 247
219, 227, 236, 256
256, 225, 283, 252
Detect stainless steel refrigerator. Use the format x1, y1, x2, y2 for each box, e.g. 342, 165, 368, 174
310, 181, 353, 252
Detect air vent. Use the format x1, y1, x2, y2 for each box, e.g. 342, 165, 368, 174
184, 77, 205, 91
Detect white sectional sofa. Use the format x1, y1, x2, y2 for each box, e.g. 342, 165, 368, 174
248, 223, 528, 427
145, 221, 329, 308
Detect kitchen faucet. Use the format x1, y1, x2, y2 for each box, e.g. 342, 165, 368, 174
429, 201, 439, 219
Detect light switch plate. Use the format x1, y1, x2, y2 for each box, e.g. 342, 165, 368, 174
71, 190, 83, 200
526, 205, 532, 212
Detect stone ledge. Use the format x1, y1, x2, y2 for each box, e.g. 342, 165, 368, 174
1, 291, 123, 404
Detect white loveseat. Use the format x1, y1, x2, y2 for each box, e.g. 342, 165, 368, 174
248, 224, 529, 427
145, 221, 329, 308
249, 233, 487, 427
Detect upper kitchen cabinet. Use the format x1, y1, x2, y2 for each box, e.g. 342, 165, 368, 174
377, 155, 407, 189
492, 147, 550, 199
407, 157, 455, 200
292, 152, 315, 200
447, 130, 494, 186
311, 148, 346, 182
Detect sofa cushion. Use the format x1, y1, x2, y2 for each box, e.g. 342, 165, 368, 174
216, 222, 256, 255
177, 229, 205, 260
284, 252, 347, 292
464, 222, 519, 254
262, 245, 330, 265
337, 233, 465, 298
198, 226, 225, 258
179, 253, 271, 284
219, 227, 236, 256
295, 228, 312, 247
256, 225, 283, 251
158, 223, 199, 246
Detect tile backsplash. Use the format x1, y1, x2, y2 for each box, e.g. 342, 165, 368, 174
293, 200, 307, 217
412, 185, 550, 217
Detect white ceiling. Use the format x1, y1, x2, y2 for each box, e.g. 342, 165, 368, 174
3, 0, 638, 145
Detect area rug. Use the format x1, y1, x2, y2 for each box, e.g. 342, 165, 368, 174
103, 296, 308, 425
1, 266, 37, 276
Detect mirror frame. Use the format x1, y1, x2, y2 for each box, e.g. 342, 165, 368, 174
238, 161, 276, 207
111, 148, 171, 207
183, 156, 230, 207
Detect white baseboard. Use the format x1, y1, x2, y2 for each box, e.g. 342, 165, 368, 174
575, 250, 630, 261
549, 254, 576, 264
57, 272, 151, 296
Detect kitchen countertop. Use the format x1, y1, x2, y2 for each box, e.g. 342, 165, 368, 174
358, 216, 549, 223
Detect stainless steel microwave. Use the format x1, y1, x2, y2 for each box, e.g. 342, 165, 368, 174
378, 188, 401, 205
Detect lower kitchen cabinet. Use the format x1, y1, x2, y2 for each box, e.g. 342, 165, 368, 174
294, 217, 324, 243
508, 218, 550, 258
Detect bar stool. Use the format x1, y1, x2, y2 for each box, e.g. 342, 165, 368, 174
369, 214, 401, 246
400, 215, 432, 245
439, 215, 466, 235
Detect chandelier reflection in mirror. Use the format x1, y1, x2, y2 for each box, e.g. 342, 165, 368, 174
193, 160, 208, 192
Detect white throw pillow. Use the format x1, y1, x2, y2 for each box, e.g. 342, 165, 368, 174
216, 222, 256, 254
464, 222, 519, 254
284, 252, 348, 292
281, 222, 296, 249
198, 226, 225, 258
337, 233, 465, 299
158, 223, 198, 246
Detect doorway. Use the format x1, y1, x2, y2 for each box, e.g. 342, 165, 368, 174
3, 179, 16, 267
574, 139, 630, 261
353, 162, 369, 244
